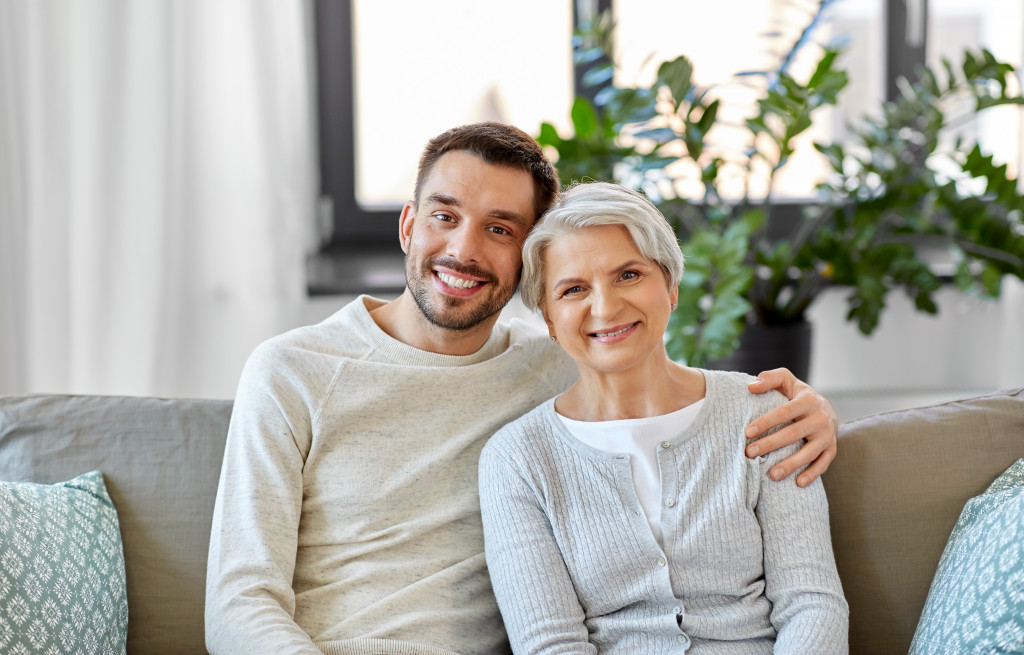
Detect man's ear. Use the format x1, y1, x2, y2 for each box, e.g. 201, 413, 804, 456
398, 202, 416, 253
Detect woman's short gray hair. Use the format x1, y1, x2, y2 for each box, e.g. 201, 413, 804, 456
519, 181, 685, 311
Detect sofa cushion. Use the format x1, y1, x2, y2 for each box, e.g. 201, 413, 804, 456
0, 470, 128, 654
0, 394, 232, 655
910, 458, 1024, 653
823, 387, 1024, 655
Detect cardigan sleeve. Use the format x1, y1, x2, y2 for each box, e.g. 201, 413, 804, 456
754, 442, 850, 654
479, 438, 597, 655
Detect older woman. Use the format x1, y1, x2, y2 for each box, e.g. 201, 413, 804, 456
479, 182, 848, 654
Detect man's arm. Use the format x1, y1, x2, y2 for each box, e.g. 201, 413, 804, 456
205, 345, 322, 655
743, 368, 839, 488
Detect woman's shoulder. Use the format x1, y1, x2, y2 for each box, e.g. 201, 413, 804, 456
702, 368, 788, 412
483, 399, 559, 460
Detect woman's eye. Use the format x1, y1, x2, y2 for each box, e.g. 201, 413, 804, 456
621, 270, 639, 281
564, 285, 584, 295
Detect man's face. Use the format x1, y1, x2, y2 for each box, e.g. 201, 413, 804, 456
400, 150, 537, 332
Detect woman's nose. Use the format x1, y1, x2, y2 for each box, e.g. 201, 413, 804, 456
590, 287, 622, 318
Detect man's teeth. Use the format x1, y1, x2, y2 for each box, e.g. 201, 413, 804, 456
437, 272, 481, 289
594, 324, 634, 338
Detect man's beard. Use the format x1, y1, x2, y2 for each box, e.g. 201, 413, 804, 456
406, 255, 518, 332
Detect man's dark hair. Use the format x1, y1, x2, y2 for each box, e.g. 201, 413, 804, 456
414, 122, 560, 220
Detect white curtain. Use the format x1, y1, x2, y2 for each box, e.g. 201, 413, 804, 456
0, 0, 316, 398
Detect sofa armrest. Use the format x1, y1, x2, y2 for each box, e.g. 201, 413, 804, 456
823, 387, 1024, 655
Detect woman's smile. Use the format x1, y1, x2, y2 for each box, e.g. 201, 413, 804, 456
589, 322, 639, 341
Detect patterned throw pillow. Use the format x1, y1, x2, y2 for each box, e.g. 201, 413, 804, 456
910, 459, 1024, 654
0, 471, 128, 654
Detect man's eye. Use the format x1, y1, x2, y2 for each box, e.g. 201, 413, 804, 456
488, 226, 509, 235
433, 212, 456, 222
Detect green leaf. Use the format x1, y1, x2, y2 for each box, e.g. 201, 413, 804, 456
574, 47, 607, 66
697, 99, 720, 134
977, 96, 1024, 110
570, 97, 599, 138
981, 265, 1003, 295
582, 65, 615, 88
631, 126, 677, 143
657, 56, 695, 107
537, 122, 560, 148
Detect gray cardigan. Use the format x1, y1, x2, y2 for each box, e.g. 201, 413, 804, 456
479, 370, 848, 654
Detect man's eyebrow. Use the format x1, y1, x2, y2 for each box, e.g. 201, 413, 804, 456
424, 193, 531, 227
425, 192, 461, 208
487, 209, 531, 227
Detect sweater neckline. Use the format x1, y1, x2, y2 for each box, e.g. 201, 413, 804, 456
543, 369, 719, 460
351, 295, 511, 368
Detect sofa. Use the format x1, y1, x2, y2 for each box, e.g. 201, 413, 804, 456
0, 387, 1021, 654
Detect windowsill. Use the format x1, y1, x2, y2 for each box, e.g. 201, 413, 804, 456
306, 242, 960, 297
306, 246, 406, 296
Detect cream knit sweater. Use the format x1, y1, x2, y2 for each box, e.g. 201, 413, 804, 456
205, 296, 577, 655
479, 370, 848, 654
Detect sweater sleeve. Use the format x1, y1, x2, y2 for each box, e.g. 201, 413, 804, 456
754, 441, 849, 654
205, 343, 324, 655
479, 436, 597, 655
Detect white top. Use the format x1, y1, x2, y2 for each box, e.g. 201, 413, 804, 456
556, 400, 704, 545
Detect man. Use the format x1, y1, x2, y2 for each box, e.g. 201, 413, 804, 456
205, 122, 838, 655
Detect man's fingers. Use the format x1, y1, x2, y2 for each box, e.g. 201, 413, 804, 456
747, 368, 797, 396
746, 421, 799, 457
746, 393, 819, 439
794, 448, 837, 487
744, 369, 840, 483
766, 442, 837, 487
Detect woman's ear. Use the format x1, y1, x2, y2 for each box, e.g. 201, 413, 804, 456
398, 202, 416, 253
540, 302, 557, 340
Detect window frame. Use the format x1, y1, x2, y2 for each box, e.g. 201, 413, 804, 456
308, 0, 926, 294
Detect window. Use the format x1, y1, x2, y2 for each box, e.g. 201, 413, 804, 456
313, 0, 574, 250
310, 0, 1023, 294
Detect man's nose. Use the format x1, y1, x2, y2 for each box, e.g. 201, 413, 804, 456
446, 224, 484, 263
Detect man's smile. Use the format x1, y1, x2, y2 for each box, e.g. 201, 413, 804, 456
436, 271, 484, 290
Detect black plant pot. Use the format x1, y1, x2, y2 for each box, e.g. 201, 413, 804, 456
707, 320, 813, 382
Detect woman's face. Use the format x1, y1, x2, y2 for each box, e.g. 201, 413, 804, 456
541, 224, 677, 377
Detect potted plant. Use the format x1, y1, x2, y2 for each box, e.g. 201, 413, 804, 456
537, 0, 1024, 379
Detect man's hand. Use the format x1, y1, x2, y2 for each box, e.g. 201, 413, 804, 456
743, 368, 838, 488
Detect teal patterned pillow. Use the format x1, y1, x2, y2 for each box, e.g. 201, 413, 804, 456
0, 471, 128, 654
910, 459, 1024, 654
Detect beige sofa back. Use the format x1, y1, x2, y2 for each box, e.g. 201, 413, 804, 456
2, 388, 1022, 654
824, 386, 1024, 654
0, 394, 232, 655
